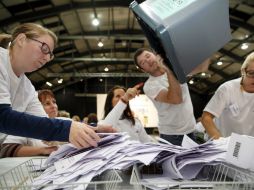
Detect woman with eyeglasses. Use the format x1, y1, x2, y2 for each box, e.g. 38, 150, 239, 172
0, 23, 114, 149
201, 52, 254, 139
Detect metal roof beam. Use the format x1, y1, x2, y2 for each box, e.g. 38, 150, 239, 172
47, 72, 148, 78
0, 1, 132, 26
54, 57, 133, 62
58, 34, 146, 41
230, 17, 254, 32
219, 49, 243, 62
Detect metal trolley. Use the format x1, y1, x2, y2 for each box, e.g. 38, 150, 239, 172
130, 162, 254, 190
0, 158, 122, 190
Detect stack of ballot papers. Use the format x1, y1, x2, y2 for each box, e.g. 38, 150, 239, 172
33, 133, 229, 189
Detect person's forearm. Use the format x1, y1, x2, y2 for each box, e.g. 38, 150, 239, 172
166, 70, 182, 104
16, 146, 46, 157
0, 104, 71, 141
16, 146, 58, 156
0, 143, 21, 158
201, 112, 221, 139
103, 101, 126, 126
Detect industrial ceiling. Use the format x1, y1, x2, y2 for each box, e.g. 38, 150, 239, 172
0, 0, 254, 95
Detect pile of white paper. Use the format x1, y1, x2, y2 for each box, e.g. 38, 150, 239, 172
33, 133, 229, 189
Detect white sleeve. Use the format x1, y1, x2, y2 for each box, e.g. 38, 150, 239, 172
135, 118, 153, 143
25, 89, 48, 117
204, 84, 229, 118
0, 133, 7, 145
99, 101, 127, 128
143, 80, 165, 100
0, 62, 11, 104
3, 135, 28, 145
3, 135, 47, 147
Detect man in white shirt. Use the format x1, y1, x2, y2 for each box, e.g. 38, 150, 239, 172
133, 48, 196, 145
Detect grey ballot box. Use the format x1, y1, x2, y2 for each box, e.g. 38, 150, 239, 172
130, 0, 232, 83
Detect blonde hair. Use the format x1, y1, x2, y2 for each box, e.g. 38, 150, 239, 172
72, 115, 81, 122
0, 34, 12, 48
10, 23, 57, 48
241, 52, 254, 75
58, 110, 70, 118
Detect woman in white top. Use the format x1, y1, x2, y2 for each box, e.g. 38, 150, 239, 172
0, 23, 114, 149
1, 90, 60, 157
99, 85, 152, 143
201, 52, 254, 139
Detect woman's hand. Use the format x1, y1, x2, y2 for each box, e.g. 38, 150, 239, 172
95, 125, 117, 133
40, 146, 58, 155
121, 83, 143, 103
69, 121, 101, 149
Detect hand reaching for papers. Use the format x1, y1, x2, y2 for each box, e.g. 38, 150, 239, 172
69, 121, 101, 149
95, 124, 117, 133
40, 146, 58, 155
121, 83, 143, 103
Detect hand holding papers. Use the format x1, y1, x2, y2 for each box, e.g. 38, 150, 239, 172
94, 125, 117, 133
69, 121, 100, 148
69, 121, 116, 149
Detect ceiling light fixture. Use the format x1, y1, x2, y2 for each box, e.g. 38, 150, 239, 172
92, 18, 99, 26
58, 78, 63, 84
217, 61, 223, 66
98, 41, 103, 47
46, 81, 52, 87
198, 72, 211, 79
122, 41, 127, 47
104, 67, 109, 72
189, 80, 194, 84
241, 43, 248, 50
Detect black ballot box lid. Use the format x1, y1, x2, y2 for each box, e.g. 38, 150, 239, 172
130, 0, 232, 83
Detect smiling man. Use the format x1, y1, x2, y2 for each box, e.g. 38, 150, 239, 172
133, 48, 196, 146
201, 52, 254, 139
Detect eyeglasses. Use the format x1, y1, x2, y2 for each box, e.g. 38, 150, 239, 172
29, 38, 54, 60
245, 70, 254, 78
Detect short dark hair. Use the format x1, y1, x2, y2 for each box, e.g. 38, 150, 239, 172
38, 89, 55, 103
87, 113, 98, 124
133, 48, 154, 69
